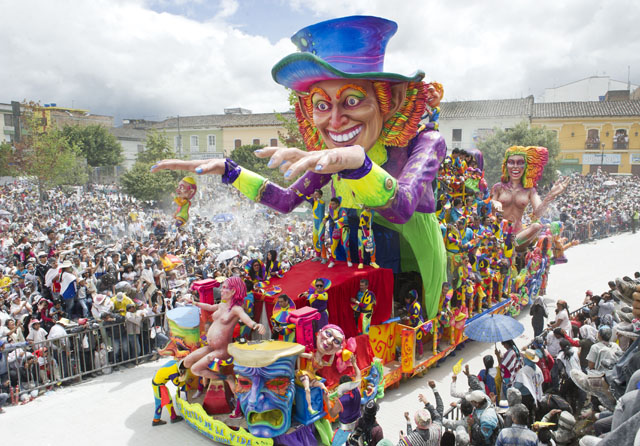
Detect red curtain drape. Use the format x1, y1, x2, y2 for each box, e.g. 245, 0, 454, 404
266, 260, 394, 339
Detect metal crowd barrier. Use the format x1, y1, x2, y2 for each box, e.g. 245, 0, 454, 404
1, 312, 168, 396
572, 218, 630, 243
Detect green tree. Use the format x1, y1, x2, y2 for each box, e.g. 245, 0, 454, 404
11, 101, 88, 198
230, 144, 287, 186
120, 130, 183, 201
0, 142, 16, 177
62, 124, 124, 166
476, 121, 560, 189
275, 90, 306, 150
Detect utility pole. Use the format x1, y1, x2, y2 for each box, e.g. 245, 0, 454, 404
177, 115, 182, 157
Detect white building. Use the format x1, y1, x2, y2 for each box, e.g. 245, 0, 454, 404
437, 97, 533, 152
109, 127, 147, 169
0, 103, 15, 143
543, 76, 638, 103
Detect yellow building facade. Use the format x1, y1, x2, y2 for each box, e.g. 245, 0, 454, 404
532, 101, 640, 175
152, 112, 294, 157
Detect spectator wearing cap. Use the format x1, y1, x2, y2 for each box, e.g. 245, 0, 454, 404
583, 289, 594, 305
586, 325, 622, 372
9, 294, 31, 323
23, 262, 38, 291
399, 380, 443, 446
58, 260, 77, 318
111, 292, 134, 317
91, 294, 114, 320
513, 349, 544, 411
466, 389, 498, 446
26, 319, 47, 345
401, 408, 441, 446
49, 298, 65, 323
495, 404, 538, 446
498, 387, 522, 427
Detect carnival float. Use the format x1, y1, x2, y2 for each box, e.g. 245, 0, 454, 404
151, 15, 573, 446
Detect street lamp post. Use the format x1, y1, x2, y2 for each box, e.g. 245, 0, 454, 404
600, 142, 605, 172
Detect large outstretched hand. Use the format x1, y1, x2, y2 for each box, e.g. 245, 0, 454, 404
255, 146, 366, 180
548, 176, 570, 199
149, 145, 367, 181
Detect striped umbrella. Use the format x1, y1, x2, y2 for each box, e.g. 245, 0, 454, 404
464, 313, 524, 343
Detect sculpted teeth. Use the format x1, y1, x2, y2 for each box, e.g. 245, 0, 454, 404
329, 125, 362, 143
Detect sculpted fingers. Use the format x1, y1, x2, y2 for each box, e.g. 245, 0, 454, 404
265, 147, 308, 170
254, 147, 280, 159
150, 159, 201, 173
194, 159, 225, 175
284, 155, 321, 180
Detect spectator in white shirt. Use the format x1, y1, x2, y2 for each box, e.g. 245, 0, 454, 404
26, 319, 48, 345
549, 300, 571, 334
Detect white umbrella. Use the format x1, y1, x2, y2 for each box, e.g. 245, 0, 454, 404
0, 210, 11, 216
215, 249, 240, 264
602, 180, 616, 187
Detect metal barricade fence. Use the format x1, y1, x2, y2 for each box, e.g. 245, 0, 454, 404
1, 312, 168, 396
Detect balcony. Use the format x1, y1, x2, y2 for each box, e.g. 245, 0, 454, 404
613, 138, 629, 150
585, 138, 600, 150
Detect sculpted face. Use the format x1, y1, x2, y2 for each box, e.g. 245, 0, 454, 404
316, 327, 344, 356
425, 83, 441, 108
235, 356, 297, 437
220, 281, 234, 303
506, 155, 526, 182
310, 79, 383, 151
176, 180, 196, 200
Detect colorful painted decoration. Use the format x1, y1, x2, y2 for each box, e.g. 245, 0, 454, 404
173, 177, 197, 227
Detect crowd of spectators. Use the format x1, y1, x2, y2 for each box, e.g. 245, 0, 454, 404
552, 169, 640, 242
390, 272, 640, 446
0, 179, 314, 410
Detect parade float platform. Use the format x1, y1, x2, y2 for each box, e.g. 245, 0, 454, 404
262, 260, 394, 339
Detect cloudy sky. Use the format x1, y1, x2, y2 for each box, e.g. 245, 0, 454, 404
1, 0, 638, 124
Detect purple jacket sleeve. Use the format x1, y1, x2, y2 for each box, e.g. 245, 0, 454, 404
377, 131, 447, 224
259, 171, 332, 214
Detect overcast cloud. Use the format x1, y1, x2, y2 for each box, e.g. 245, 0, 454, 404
0, 0, 638, 123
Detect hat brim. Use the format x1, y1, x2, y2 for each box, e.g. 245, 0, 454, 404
272, 52, 424, 92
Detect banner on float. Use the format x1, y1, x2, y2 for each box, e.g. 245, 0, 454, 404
582, 153, 621, 165
176, 396, 273, 446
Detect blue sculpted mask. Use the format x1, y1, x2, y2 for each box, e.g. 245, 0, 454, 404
234, 355, 297, 437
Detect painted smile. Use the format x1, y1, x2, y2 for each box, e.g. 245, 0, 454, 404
510, 168, 522, 176
327, 125, 362, 144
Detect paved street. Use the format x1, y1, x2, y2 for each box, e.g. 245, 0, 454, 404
3, 231, 638, 445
